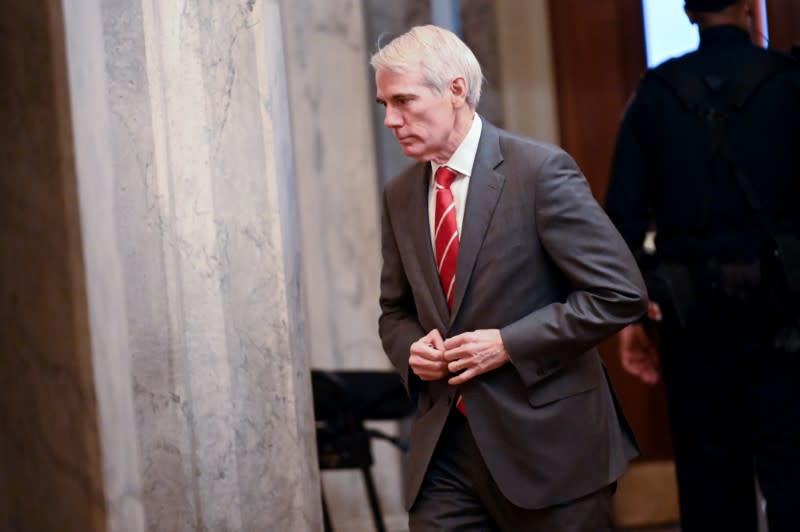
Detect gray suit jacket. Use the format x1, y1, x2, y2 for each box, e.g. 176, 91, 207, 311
378, 120, 646, 510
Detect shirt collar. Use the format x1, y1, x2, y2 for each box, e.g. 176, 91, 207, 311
432, 114, 483, 179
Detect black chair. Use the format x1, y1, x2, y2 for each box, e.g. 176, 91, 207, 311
311, 369, 415, 532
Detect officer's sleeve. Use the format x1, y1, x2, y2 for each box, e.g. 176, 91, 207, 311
605, 85, 652, 255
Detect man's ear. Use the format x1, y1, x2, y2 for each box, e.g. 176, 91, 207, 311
450, 77, 468, 107
684, 6, 698, 24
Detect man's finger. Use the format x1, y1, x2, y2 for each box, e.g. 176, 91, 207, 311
411, 354, 446, 370
640, 368, 660, 385
447, 357, 469, 373
443, 345, 471, 361
425, 329, 445, 350
443, 333, 469, 350
410, 357, 448, 380
620, 353, 642, 376
412, 341, 444, 361
448, 367, 476, 385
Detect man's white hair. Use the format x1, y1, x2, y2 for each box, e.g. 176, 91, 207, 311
370, 25, 483, 108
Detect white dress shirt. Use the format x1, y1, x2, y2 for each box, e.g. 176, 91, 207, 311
429, 114, 483, 249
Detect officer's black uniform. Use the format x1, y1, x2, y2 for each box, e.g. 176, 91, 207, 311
606, 24, 800, 532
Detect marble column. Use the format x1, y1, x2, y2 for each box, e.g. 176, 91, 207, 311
3, 0, 320, 530
1, 0, 144, 530
100, 0, 321, 530
460, 0, 505, 127
494, 0, 561, 143
279, 0, 407, 529
63, 0, 149, 529
279, 0, 385, 371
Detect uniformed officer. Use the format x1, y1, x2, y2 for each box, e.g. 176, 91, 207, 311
605, 1, 800, 530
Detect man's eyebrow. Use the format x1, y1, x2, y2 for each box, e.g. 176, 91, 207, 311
377, 93, 416, 104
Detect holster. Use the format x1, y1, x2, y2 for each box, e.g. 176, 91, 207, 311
643, 263, 696, 330
772, 234, 800, 297
643, 235, 800, 353
768, 234, 800, 354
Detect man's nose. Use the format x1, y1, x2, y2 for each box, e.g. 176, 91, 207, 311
384, 105, 402, 128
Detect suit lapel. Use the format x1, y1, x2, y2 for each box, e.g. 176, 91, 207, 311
449, 122, 505, 325
406, 164, 451, 329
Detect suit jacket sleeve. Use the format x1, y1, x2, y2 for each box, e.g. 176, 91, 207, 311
500, 150, 647, 388
378, 188, 425, 398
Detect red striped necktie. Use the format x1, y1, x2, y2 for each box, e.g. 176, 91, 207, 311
434, 166, 467, 415
434, 166, 460, 309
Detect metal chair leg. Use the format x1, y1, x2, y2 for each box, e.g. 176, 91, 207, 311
321, 483, 334, 532
361, 467, 387, 532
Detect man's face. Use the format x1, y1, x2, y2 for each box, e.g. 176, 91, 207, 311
375, 66, 457, 162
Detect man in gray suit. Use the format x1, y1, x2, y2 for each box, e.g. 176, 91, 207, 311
373, 25, 646, 531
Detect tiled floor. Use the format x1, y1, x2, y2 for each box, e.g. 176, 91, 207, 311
614, 527, 680, 532
613, 525, 681, 532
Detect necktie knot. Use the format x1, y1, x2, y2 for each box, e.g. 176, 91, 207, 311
435, 166, 458, 189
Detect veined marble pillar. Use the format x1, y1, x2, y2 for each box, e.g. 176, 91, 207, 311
1, 0, 144, 529
279, 0, 385, 371
98, 0, 320, 530
3, 0, 322, 530
494, 0, 561, 143
63, 0, 148, 529
279, 0, 407, 530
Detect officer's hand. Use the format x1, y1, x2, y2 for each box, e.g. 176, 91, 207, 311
443, 329, 511, 385
618, 323, 660, 385
409, 329, 449, 381
647, 301, 663, 322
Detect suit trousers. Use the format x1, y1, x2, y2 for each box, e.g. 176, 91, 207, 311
409, 408, 613, 532
659, 299, 800, 532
